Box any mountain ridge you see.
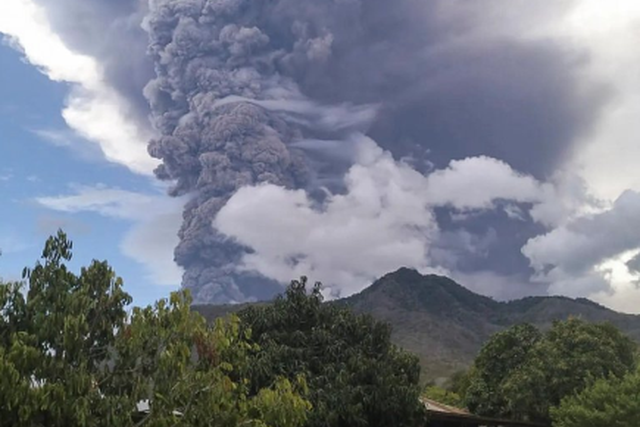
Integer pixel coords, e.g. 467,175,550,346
337,268,640,380
193,267,640,381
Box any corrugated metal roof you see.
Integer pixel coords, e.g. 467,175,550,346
421,398,549,427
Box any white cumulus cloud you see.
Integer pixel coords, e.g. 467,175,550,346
215,136,440,298
424,156,545,210
0,0,157,174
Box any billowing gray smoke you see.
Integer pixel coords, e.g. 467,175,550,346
139,0,605,303
148,103,308,303
142,0,322,302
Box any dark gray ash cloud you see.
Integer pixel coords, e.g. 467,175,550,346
627,254,640,276
30,0,617,303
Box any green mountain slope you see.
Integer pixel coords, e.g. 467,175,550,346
193,268,640,382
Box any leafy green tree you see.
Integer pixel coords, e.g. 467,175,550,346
465,323,542,418
444,368,474,402
0,231,310,427
238,277,427,427
502,319,637,423
551,365,640,427
465,318,637,423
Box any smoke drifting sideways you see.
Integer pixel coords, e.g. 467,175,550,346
139,0,607,304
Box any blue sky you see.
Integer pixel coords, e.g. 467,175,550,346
0,44,179,306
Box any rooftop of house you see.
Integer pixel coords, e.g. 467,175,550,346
421,398,549,427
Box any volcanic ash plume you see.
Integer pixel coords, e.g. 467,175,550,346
142,0,345,303
141,0,603,304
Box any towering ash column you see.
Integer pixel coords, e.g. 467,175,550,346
142,0,330,303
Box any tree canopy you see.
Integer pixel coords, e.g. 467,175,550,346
551,364,640,427
0,231,310,427
238,277,427,427
464,318,638,423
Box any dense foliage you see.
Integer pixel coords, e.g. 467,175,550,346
465,318,638,423
0,231,310,427
443,368,474,402
464,323,542,417
7,231,638,427
238,277,427,427
551,365,640,427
